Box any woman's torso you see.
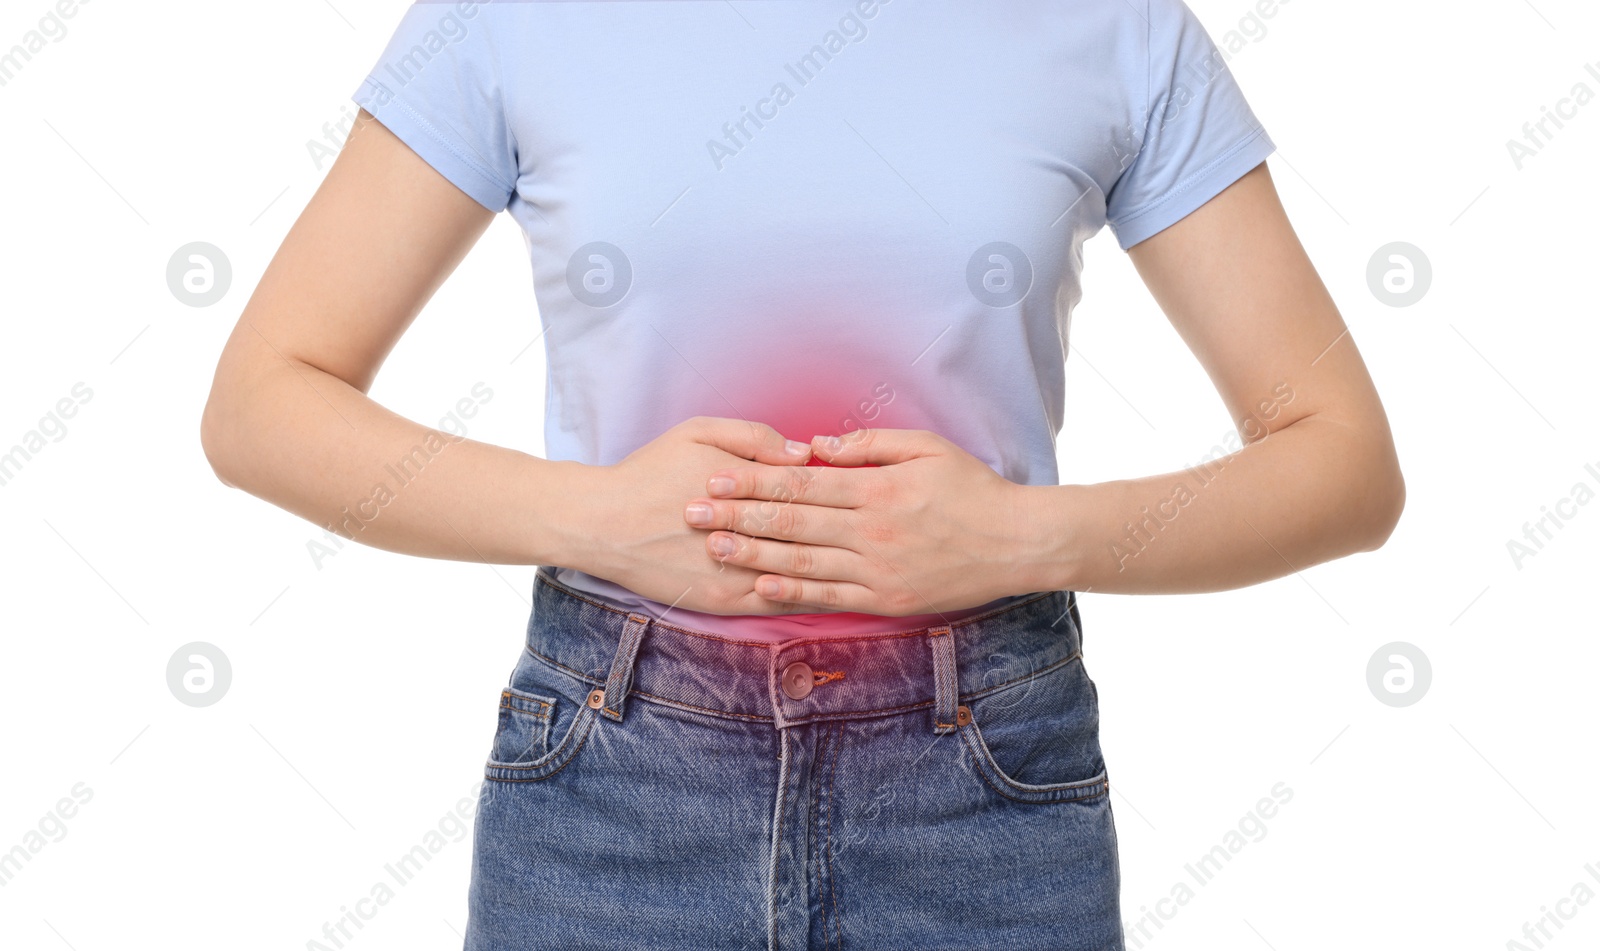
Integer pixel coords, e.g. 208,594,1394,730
352,0,1269,640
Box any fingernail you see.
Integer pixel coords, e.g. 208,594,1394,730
757,578,780,597
784,439,811,457
685,503,713,526
819,435,843,454
710,534,736,556
708,475,735,495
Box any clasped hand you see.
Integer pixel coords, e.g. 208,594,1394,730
682,424,1038,616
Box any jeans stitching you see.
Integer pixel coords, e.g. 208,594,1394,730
808,726,826,949
956,722,1109,803
767,728,789,951
826,720,844,950
484,706,598,782
520,627,1084,724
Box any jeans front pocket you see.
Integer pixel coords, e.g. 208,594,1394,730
484,652,601,783
957,651,1110,805
489,687,556,766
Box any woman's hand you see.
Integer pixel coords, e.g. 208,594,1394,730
681,428,1044,616
568,416,840,617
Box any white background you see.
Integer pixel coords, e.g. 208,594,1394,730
1,0,1596,949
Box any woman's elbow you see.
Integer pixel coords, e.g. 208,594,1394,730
1354,450,1406,553
199,384,244,488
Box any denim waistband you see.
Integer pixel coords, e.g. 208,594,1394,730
523,567,1085,730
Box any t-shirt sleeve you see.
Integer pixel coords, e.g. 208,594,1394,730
1105,0,1276,250
349,1,519,213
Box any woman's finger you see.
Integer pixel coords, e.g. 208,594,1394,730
810,428,943,466
751,573,884,614
693,497,856,548
685,415,813,465
703,463,863,507
706,532,859,586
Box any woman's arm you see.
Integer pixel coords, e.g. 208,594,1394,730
202,110,817,614
682,161,1405,611
201,109,590,566
1021,160,1405,594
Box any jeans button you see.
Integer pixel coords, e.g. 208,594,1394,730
781,661,814,700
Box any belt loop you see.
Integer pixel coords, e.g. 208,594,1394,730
928,624,959,734
599,612,652,722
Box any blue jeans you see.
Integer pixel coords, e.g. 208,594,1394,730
465,568,1124,950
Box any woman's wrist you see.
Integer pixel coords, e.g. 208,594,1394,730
1010,482,1091,595
522,456,613,574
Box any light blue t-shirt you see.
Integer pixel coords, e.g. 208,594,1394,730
351,0,1275,641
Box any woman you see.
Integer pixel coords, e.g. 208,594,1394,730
201,1,1404,948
